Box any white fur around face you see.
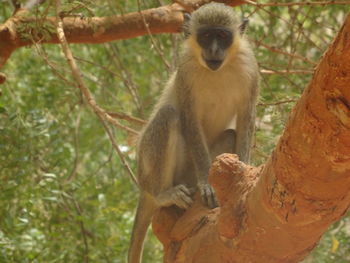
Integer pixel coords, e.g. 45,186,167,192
155,35,257,145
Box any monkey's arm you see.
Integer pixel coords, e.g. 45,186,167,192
236,75,259,163
176,76,217,208
181,110,217,208
180,109,211,175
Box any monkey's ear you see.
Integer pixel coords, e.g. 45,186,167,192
182,13,191,38
238,18,249,35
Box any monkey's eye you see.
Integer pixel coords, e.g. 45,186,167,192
217,30,230,39
204,33,211,38
197,31,213,47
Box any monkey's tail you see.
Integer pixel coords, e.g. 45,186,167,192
128,194,156,263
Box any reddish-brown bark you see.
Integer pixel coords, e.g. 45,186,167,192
0,0,245,70
152,12,350,263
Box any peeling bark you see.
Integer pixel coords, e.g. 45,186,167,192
152,12,350,263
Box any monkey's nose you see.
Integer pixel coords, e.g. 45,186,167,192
206,60,223,71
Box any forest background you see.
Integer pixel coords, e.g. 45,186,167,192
0,0,350,262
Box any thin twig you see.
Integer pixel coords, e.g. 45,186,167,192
76,51,144,117
286,6,312,72
254,40,317,65
252,3,323,52
245,0,350,7
38,43,138,134
33,42,77,87
260,69,314,74
72,200,89,263
136,0,171,70
258,99,297,106
107,112,146,126
106,44,144,116
55,0,138,186
74,56,123,79
100,120,139,186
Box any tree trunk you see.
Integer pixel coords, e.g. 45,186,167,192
152,12,350,263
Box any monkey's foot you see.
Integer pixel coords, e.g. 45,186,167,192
157,184,194,209
198,183,218,209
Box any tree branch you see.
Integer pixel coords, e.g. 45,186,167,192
245,0,350,7
0,0,245,71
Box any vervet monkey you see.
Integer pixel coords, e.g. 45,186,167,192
128,3,259,263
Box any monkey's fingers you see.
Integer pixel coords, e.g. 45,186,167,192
173,184,193,209
207,188,218,208
199,184,218,209
178,194,193,209
176,184,192,196
203,186,216,208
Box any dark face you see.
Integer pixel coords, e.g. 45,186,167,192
197,26,233,71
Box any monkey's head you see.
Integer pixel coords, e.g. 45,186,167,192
184,3,247,71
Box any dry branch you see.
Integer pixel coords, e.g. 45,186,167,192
0,0,245,71
245,0,350,7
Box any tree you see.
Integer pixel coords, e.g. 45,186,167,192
1,0,350,262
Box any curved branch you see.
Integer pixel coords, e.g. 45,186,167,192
55,0,138,186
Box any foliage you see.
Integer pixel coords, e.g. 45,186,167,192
0,0,349,262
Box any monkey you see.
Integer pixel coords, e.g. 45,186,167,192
128,3,259,263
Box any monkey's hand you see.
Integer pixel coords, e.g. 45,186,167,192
198,182,218,209
158,184,194,210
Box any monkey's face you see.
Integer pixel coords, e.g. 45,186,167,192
197,26,233,71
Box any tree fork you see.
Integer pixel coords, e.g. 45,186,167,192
152,12,350,263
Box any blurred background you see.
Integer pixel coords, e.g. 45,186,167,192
0,0,349,262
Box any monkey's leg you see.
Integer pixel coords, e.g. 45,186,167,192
128,106,193,263
138,105,194,209
210,129,236,159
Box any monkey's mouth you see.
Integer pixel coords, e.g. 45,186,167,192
205,59,223,71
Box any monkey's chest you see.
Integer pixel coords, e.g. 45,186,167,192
195,86,243,143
